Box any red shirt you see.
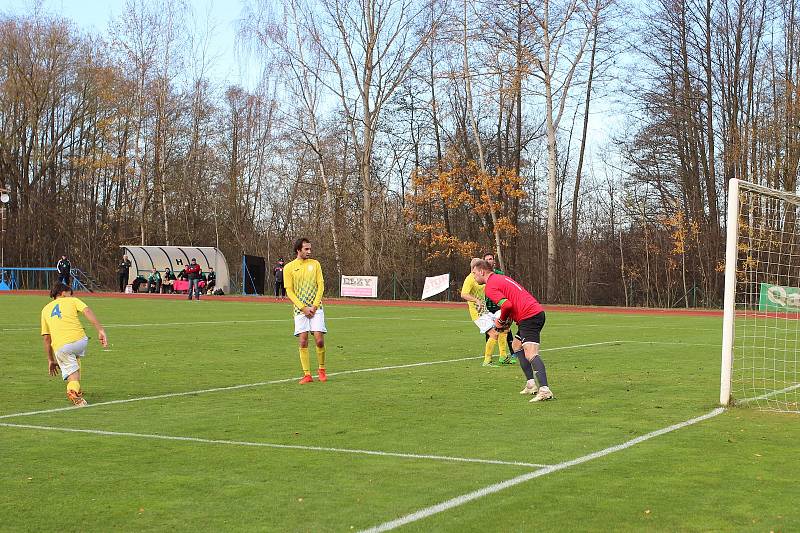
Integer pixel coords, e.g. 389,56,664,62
484,273,543,323
186,264,202,280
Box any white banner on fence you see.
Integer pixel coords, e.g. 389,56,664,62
340,275,379,298
421,273,450,300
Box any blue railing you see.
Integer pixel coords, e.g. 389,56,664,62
0,267,90,292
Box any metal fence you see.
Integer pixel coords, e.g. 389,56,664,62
0,267,92,292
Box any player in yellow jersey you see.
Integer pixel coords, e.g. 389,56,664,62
460,258,509,367
40,283,108,406
284,237,327,384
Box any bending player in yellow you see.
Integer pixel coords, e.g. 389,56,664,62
460,258,509,367
284,237,327,384
40,283,108,406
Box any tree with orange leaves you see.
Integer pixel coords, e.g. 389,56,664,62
406,150,524,265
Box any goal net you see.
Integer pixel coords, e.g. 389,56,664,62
721,179,800,412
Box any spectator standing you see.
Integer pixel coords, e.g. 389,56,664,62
147,268,161,293
117,255,131,292
56,255,71,287
186,258,202,300
274,258,286,298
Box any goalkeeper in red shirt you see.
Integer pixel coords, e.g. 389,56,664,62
471,259,553,402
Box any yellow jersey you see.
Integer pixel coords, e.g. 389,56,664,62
284,258,324,315
41,297,88,351
461,273,485,321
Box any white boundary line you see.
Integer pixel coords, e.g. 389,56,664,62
738,382,800,404
0,358,473,419
359,407,726,533
622,340,722,347
0,341,620,421
0,316,465,332
0,318,723,333
0,422,548,468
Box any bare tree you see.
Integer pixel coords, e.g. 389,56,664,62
291,0,445,271
525,0,597,301
461,0,507,270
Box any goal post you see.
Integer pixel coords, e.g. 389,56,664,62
720,179,739,406
720,178,800,412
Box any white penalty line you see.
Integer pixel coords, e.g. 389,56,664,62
0,341,620,421
0,422,547,468
359,407,726,533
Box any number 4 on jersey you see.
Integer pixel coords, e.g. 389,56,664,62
50,304,62,319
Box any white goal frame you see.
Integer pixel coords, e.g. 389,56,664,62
720,178,800,411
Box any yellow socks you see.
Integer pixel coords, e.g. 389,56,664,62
484,338,497,363
299,347,311,375
498,332,508,358
66,380,81,395
300,346,326,376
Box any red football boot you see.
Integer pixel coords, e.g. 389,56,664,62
298,374,314,384
66,389,88,407
318,368,327,382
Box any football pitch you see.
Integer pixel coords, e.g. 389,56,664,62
1,294,797,532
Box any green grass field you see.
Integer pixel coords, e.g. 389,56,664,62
1,294,798,532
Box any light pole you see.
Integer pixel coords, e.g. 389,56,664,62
0,187,9,287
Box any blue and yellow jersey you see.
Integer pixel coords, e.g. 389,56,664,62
40,297,88,351
284,258,324,315
461,273,485,321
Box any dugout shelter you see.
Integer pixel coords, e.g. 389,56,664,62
120,245,230,294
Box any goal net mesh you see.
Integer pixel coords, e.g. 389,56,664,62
731,181,800,412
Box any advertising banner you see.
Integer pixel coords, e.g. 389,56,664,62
421,273,450,300
758,282,800,312
340,275,379,298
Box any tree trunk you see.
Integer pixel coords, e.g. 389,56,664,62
572,14,598,304
463,0,505,270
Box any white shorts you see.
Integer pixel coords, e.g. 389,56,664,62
474,311,501,334
294,307,328,336
54,336,88,380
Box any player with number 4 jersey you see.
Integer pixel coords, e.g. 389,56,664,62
40,283,108,406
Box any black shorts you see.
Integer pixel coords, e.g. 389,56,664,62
515,311,546,345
